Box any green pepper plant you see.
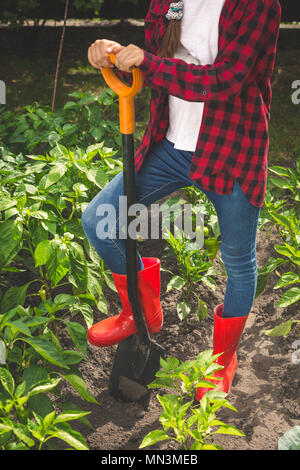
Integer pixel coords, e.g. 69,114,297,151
140,351,245,450
254,157,300,338
0,364,91,450
162,228,220,328
255,158,300,309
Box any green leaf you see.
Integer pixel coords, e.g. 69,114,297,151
87,269,103,300
0,220,23,267
24,316,49,328
53,410,91,425
44,164,67,189
66,321,87,356
201,275,216,290
12,422,35,447
46,243,70,287
0,422,12,434
0,367,15,397
22,365,48,393
0,282,31,314
103,271,117,292
199,443,223,450
204,362,224,377
41,219,56,235
28,393,53,419
23,337,69,369
262,320,299,337
68,243,88,292
95,168,109,189
5,319,32,337
255,257,284,298
166,357,180,371
213,424,245,436
177,301,191,321
139,430,170,449
61,373,98,404
160,356,179,373
30,210,49,221
27,378,61,397
166,275,186,292
97,296,108,315
71,303,94,330
86,168,108,189
269,166,290,178
148,377,176,390
60,403,94,430
269,176,291,190
278,426,300,450
195,299,208,321
49,424,89,450
62,350,84,365
53,293,77,312
274,272,300,289
274,244,296,260
34,240,53,267
43,410,56,429
196,380,218,389
0,198,18,212
276,286,300,308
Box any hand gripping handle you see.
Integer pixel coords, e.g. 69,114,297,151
100,53,144,134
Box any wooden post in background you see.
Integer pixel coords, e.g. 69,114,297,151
51,0,70,112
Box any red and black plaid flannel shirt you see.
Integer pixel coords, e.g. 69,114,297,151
121,0,281,207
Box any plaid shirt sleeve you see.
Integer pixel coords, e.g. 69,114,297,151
139,0,280,102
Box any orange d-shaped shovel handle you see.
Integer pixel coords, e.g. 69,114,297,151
100,53,144,134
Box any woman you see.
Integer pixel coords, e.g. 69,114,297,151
84,0,281,400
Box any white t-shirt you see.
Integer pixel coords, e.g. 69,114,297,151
166,0,226,151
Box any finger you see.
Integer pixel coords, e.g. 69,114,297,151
113,47,128,65
89,46,105,70
90,47,102,69
88,47,98,68
92,43,103,65
93,41,114,67
91,43,111,69
116,49,135,72
107,45,124,55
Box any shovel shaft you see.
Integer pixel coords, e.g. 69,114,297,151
101,55,150,344
122,134,151,344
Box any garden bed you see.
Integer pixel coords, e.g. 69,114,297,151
57,220,300,451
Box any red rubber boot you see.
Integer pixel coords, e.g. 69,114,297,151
87,258,163,347
196,304,248,401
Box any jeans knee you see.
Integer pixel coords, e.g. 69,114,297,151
221,245,257,279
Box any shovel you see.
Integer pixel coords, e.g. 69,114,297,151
100,54,164,409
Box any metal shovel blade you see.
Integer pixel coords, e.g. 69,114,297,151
109,334,164,409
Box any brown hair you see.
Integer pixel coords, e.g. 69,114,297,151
158,19,182,58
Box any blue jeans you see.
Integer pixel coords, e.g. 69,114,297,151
82,138,261,318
